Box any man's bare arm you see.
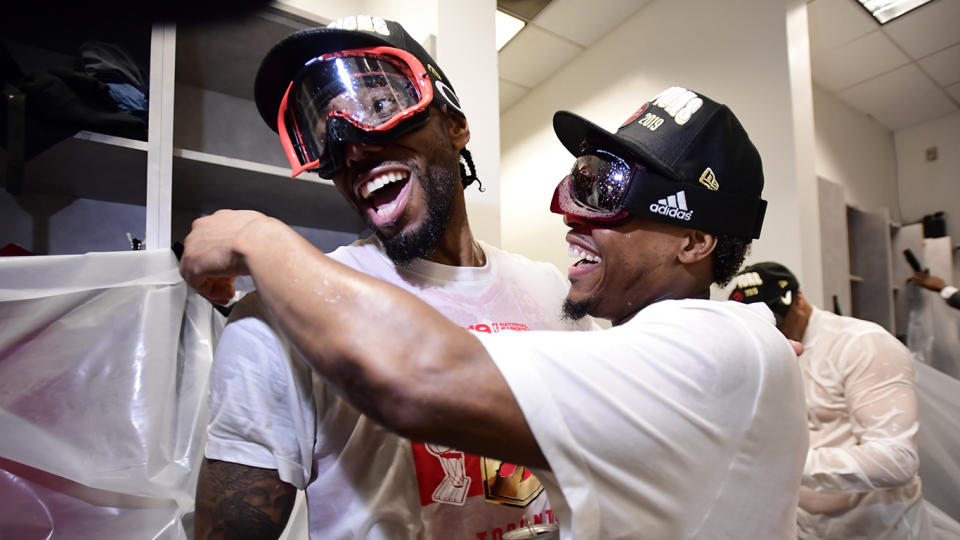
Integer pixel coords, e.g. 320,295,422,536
194,458,296,540
179,210,546,468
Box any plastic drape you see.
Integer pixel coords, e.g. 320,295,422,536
906,280,960,526
907,283,960,379
916,360,960,527
0,251,224,539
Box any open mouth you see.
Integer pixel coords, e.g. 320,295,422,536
568,243,602,269
358,169,412,225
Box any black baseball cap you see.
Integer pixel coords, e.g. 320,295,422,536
728,261,800,318
254,14,464,133
553,86,767,239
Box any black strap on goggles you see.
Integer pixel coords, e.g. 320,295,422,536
622,171,767,239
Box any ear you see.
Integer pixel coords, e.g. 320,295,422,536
443,106,471,151
677,229,717,264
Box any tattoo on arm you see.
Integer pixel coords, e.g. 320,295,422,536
195,458,297,540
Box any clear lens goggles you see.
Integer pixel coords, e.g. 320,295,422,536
277,47,433,178
550,150,640,222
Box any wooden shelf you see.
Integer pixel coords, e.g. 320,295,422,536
171,148,363,232
1,132,148,206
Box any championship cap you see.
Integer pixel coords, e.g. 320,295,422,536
552,86,767,239
728,261,800,318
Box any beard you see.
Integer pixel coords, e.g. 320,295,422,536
562,295,596,321
375,160,457,266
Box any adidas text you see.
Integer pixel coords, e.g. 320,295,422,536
649,191,693,221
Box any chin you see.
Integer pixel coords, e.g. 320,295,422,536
562,296,596,322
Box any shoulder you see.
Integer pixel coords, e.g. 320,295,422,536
481,241,567,283
819,310,908,353
628,299,795,379
327,236,382,266
637,298,779,339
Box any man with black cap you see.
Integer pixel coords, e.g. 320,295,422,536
194,15,593,540
729,262,931,539
181,85,808,538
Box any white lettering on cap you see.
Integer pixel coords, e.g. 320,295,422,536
650,86,704,126
733,272,764,289
328,15,391,36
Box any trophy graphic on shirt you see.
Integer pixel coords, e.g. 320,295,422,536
425,443,471,505
481,457,544,506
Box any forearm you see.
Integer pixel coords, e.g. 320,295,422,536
233,218,536,461
195,458,296,540
802,440,918,492
798,485,860,515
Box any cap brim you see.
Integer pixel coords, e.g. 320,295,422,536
254,27,395,132
553,110,671,177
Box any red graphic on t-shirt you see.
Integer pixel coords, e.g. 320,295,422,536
412,321,534,507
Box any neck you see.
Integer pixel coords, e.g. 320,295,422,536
425,196,485,267
780,295,812,342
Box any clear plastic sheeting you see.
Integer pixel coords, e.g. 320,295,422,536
915,360,960,526
0,250,224,539
907,283,960,379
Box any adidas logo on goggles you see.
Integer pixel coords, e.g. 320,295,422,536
649,190,692,221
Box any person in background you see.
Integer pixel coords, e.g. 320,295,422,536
180,86,809,539
193,15,593,540
909,271,960,310
730,261,931,539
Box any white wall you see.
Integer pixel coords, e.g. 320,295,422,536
437,0,501,246
499,0,823,302
895,110,960,243
812,84,899,219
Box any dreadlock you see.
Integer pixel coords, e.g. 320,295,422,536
459,148,483,191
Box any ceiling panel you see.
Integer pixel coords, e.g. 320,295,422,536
498,24,584,88
881,0,960,59
498,0,960,131
837,63,958,130
533,0,652,47
812,30,910,92
919,43,960,86
807,0,878,55
499,78,531,113
947,82,960,102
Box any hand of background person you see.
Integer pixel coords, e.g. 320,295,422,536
178,209,269,305
908,272,946,292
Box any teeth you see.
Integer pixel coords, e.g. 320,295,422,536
568,244,601,263
376,199,399,218
360,171,407,199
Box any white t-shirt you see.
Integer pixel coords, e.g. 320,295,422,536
205,237,594,540
797,307,931,539
477,299,808,540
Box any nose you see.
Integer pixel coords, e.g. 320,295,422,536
563,212,587,228
343,141,386,169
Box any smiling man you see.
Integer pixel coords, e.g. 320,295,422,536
182,86,809,539
193,15,593,540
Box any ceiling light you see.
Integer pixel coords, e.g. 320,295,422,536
496,10,525,51
856,0,935,24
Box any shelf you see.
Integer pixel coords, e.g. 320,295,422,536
171,148,363,233
850,274,864,283
1,132,148,206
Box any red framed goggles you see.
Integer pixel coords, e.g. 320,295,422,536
277,46,434,178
